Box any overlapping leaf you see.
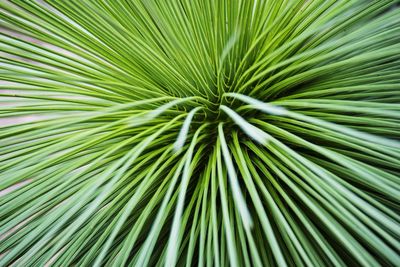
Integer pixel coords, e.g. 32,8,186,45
0,1,399,266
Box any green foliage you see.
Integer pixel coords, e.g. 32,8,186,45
0,0,399,266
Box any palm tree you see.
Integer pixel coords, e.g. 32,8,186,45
0,0,399,266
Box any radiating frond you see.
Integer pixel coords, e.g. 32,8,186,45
0,0,399,266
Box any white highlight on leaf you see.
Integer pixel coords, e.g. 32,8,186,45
225,92,287,115
130,97,194,126
165,127,204,267
220,31,240,65
173,107,202,152
220,105,270,144
225,92,400,149
290,111,400,149
218,123,253,231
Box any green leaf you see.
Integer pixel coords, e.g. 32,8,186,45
1,1,399,266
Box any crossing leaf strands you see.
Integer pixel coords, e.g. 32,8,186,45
0,1,399,266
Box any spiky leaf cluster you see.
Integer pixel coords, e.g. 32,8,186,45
0,1,399,266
